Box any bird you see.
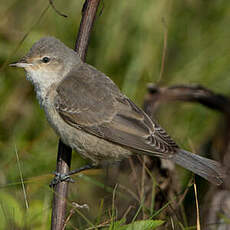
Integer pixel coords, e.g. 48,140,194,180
10,37,226,186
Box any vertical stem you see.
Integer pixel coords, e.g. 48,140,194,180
75,0,101,59
51,0,101,229
51,141,72,229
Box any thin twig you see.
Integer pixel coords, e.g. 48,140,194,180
61,208,75,230
86,219,111,230
122,205,135,220
49,0,67,18
194,182,201,230
170,217,175,230
128,157,141,199
112,184,119,221
141,156,147,219
62,202,89,230
118,184,139,201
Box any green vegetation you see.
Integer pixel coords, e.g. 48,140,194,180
1,0,230,229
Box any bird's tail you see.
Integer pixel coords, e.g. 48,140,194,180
172,149,226,185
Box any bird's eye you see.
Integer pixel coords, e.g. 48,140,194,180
41,57,50,63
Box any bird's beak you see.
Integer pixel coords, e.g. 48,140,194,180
9,57,33,68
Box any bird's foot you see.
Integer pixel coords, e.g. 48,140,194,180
49,172,75,188
49,164,99,187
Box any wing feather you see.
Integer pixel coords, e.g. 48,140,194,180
55,63,178,157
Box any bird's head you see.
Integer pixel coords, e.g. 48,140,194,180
10,37,82,87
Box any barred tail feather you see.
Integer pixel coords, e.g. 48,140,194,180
172,149,226,185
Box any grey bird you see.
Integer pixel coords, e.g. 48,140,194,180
10,37,226,185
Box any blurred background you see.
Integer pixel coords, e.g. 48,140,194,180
0,0,230,229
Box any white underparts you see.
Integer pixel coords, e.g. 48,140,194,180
26,69,61,107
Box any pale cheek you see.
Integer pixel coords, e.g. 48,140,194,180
26,62,65,83
27,64,53,74
28,65,41,71
45,63,65,76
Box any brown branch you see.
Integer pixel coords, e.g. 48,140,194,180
51,1,101,230
75,0,101,60
144,84,230,115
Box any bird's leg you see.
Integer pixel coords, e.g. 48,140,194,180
68,164,99,176
49,164,99,187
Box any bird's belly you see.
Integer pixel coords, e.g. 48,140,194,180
44,103,132,164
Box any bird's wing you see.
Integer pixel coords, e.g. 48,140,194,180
55,64,178,157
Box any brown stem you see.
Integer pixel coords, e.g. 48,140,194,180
51,0,101,229
144,84,230,115
75,0,101,60
51,142,72,229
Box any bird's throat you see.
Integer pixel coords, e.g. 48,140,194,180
26,70,57,107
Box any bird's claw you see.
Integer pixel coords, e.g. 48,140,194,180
49,172,75,188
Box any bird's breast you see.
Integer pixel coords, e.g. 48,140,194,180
42,88,132,164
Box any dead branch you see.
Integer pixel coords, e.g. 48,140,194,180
144,84,230,115
144,83,230,229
